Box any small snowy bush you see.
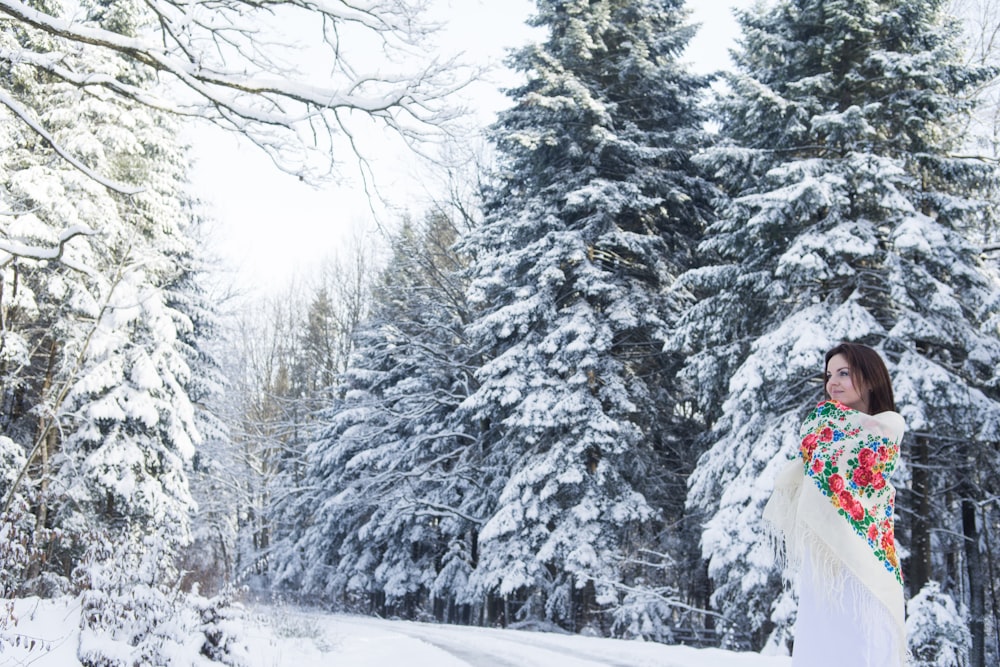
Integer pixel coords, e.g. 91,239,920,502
75,533,249,666
906,581,969,667
608,587,679,643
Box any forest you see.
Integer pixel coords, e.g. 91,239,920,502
1,0,999,665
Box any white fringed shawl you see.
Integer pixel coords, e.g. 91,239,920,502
764,399,906,662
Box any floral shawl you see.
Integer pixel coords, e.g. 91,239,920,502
764,399,906,658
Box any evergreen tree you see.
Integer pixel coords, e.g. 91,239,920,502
280,212,481,624
0,0,239,662
676,0,1000,653
0,0,205,591
296,288,339,401
266,275,368,591
458,0,713,634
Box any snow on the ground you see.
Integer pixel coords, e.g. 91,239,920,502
1,597,82,665
1,597,791,667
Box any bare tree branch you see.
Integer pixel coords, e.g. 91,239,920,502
0,0,471,184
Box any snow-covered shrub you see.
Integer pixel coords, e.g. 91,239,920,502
194,591,251,666
906,581,969,667
0,496,33,598
762,587,795,656
608,588,679,643
75,532,249,666
0,436,68,597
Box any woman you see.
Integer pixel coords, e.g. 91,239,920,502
763,342,906,666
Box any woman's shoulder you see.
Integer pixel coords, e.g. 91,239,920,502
866,410,906,441
803,400,905,441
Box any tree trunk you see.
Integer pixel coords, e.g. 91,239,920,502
698,559,714,631
963,492,986,667
27,337,60,582
981,509,1000,664
909,436,933,592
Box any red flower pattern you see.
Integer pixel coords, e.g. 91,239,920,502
798,400,902,584
801,433,819,459
858,448,876,467
829,474,845,493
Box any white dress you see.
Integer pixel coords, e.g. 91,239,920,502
792,545,904,666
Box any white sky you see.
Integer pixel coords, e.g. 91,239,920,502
191,1,754,295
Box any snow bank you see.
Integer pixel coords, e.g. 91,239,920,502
1,598,791,667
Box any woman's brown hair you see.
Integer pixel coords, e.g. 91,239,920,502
824,342,896,414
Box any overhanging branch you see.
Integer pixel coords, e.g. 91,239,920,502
0,89,143,195
0,0,470,184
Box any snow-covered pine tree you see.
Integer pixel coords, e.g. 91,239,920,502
0,0,192,589
0,2,100,594
173,251,233,595
676,0,1000,653
207,251,369,594
0,0,240,662
266,267,372,591
279,212,482,624
458,0,713,634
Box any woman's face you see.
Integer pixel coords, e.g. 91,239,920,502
826,353,869,413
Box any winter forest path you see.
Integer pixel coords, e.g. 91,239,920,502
0,598,789,666
338,615,629,667
248,605,790,667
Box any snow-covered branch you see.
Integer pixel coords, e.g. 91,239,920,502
587,576,726,621
0,89,143,195
407,499,485,525
0,223,99,272
0,0,469,182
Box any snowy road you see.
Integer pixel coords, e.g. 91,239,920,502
336,616,632,667
0,598,789,667
247,608,790,667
